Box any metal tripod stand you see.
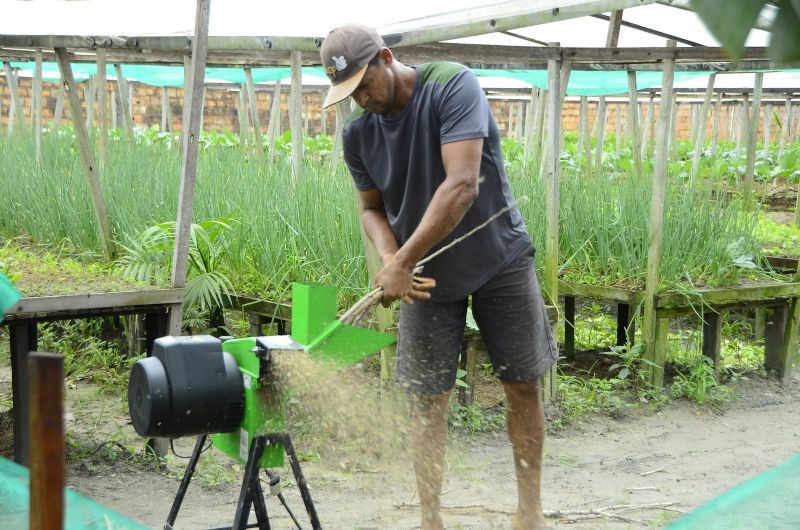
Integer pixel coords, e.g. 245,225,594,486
164,433,322,530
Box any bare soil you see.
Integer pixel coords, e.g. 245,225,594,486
19,369,793,530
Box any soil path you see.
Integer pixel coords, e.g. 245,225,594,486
61,374,800,530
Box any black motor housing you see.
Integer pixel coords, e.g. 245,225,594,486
128,335,244,438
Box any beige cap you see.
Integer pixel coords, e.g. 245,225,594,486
320,24,384,108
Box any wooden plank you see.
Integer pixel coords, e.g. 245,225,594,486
114,63,134,140
627,71,642,179
655,282,800,308
710,92,722,158
5,289,185,317
744,74,763,209
97,50,108,169
558,280,643,303
9,322,37,464
690,73,716,186
701,310,723,369
290,51,303,181
33,50,43,161
55,48,115,261
642,40,676,386
28,352,65,530
168,0,210,336
563,295,575,360
243,67,264,159
605,10,624,47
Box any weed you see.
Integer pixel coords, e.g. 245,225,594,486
670,357,733,406
448,402,506,434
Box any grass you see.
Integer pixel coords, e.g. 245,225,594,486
757,214,800,257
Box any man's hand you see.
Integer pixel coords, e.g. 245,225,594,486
375,255,436,306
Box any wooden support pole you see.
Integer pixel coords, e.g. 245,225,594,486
290,51,303,182
97,51,109,170
532,88,547,174
701,311,723,370
564,296,575,360
577,94,586,159
615,104,622,157
669,101,679,161
744,74,763,209
711,92,722,158
237,84,249,141
690,73,716,187
84,75,95,131
244,67,264,159
581,96,592,176
3,62,25,134
627,71,642,179
642,40,676,387
33,50,43,162
52,82,65,130
168,0,210,336
763,103,772,159
161,86,170,133
180,56,191,151
523,87,538,170
541,43,562,402
594,96,607,176
331,99,348,168
114,64,134,140
110,89,117,129
28,352,65,530
55,47,115,261
764,301,800,383
267,80,282,160
778,96,792,157
735,94,747,157
616,303,636,347
641,93,654,162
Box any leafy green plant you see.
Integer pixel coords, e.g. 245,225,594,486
670,357,732,406
601,343,658,392
448,402,505,434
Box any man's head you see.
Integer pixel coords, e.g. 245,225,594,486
320,24,392,111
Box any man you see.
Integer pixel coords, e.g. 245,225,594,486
320,23,558,530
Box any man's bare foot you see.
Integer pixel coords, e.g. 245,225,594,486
512,512,551,530
420,512,445,530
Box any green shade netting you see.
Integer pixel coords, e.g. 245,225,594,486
667,453,800,529
0,457,148,529
6,60,799,96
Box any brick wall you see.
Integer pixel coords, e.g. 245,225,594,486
1,75,796,145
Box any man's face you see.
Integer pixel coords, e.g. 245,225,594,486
351,57,395,116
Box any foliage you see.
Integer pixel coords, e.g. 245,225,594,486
757,215,800,257
670,357,733,406
601,343,659,392
448,402,506,434
692,0,800,63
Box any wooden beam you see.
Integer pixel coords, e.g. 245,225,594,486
290,51,303,182
6,289,184,318
690,73,716,186
605,10,624,48
97,50,108,169
642,40,676,387
267,80,283,161
28,352,65,530
168,0,210,336
161,86,170,133
33,50,43,161
114,63,134,139
84,75,95,131
593,12,703,47
594,96,607,176
744,75,763,209
55,47,115,261
627,71,642,179
244,67,264,159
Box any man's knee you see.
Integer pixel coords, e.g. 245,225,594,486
502,379,541,401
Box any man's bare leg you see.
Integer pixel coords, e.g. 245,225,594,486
409,390,451,530
503,380,548,529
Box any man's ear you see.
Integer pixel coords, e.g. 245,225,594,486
379,47,393,65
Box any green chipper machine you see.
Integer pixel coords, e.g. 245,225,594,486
127,282,395,530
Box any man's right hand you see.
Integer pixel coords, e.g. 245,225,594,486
376,255,436,306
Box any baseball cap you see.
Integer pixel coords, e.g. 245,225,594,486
320,24,385,108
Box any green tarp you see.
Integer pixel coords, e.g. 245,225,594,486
6,60,799,96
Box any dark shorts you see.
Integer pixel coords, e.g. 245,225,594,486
396,246,559,395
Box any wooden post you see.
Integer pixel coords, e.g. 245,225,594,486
541,43,562,402
711,92,722,158
53,83,66,130
110,89,117,130
114,64,134,140
564,296,575,360
642,40,676,387
523,88,538,170
266,80,283,160
577,94,586,161
180,56,191,151
244,67,264,159
168,0,210,336
627,71,642,179
321,94,328,136
34,50,43,162
690,73,716,187
290,52,303,181
3,62,25,134
763,103,772,159
764,301,800,383
735,94,747,157
615,104,622,157
594,96,607,175
581,97,592,176
331,99,348,168
641,93,654,162
55,48,115,261
161,86,171,133
532,88,547,175
237,84,249,141
97,52,109,171
84,75,95,132
702,310,723,370
616,303,636,346
778,96,792,158
669,101,679,160
744,74,763,209
28,352,65,530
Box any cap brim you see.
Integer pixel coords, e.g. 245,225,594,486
322,64,368,109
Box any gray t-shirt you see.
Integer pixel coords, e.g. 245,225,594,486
343,62,532,302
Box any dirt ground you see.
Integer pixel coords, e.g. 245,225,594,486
7,367,787,530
